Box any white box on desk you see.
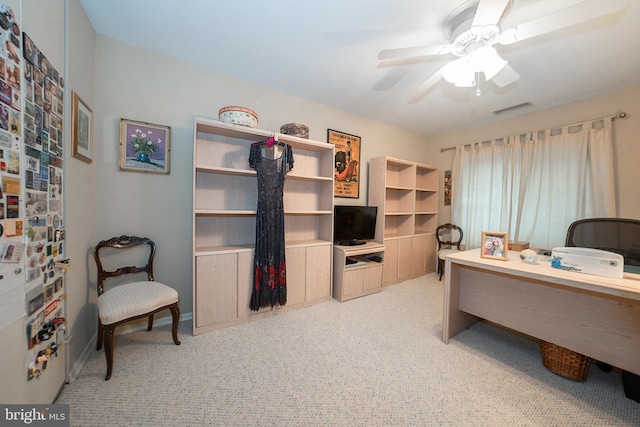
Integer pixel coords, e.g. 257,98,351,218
551,247,624,279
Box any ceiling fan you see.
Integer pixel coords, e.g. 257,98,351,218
377,0,629,103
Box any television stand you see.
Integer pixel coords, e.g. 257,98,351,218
333,241,385,302
338,239,366,246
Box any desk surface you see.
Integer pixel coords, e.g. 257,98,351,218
447,248,640,301
444,249,640,374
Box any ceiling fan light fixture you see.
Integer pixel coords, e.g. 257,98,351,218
442,46,506,87
442,57,475,86
473,46,507,80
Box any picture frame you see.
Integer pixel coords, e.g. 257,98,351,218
327,129,360,198
119,118,171,174
481,231,509,260
71,91,93,163
444,170,452,206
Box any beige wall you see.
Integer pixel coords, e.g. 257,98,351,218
64,0,98,380
91,35,432,330
425,85,640,225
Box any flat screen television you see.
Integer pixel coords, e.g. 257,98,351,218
333,205,378,245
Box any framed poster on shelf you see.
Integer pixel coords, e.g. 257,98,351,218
327,129,360,198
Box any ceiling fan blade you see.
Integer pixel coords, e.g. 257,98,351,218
499,0,629,45
378,44,452,61
491,63,520,88
472,0,511,27
408,67,445,104
372,68,412,91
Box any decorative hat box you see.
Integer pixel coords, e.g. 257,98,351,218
218,106,258,128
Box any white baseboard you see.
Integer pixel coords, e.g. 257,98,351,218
67,331,96,383
66,312,192,382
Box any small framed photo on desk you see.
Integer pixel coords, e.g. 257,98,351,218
481,231,508,260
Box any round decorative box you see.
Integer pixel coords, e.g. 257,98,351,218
218,106,259,128
280,123,309,139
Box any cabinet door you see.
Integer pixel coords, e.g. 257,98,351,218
343,268,365,296
237,251,257,318
306,244,332,302
383,239,399,285
411,235,428,276
398,237,413,281
286,246,307,306
195,254,238,328
363,265,383,291
425,234,437,273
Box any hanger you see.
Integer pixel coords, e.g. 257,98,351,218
262,133,284,148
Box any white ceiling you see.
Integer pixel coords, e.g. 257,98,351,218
78,0,640,137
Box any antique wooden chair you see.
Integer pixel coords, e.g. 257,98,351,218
436,223,464,281
94,235,180,380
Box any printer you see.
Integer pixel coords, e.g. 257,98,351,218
551,247,624,279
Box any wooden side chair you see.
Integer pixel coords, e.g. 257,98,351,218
94,235,181,380
436,223,463,281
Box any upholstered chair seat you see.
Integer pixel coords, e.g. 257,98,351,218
94,235,181,380
98,281,179,325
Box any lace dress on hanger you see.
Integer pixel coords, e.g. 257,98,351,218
248,140,294,311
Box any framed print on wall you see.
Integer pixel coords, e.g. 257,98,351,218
327,129,360,198
119,118,171,174
444,170,452,206
71,91,93,163
481,231,509,260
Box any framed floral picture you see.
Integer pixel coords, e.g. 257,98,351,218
481,231,509,260
71,91,93,163
119,118,171,174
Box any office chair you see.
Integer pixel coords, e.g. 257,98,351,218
565,217,640,268
565,218,640,373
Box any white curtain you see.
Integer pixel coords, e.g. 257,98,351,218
451,119,616,250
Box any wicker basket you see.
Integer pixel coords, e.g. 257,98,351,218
540,341,590,381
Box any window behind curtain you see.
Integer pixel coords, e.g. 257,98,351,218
451,119,616,250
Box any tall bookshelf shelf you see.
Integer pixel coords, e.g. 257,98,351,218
369,156,438,285
192,117,334,335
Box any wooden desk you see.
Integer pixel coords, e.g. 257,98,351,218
443,249,640,376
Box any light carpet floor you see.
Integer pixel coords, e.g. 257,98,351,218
56,273,640,426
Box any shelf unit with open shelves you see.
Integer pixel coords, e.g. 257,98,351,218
368,156,438,285
192,117,334,334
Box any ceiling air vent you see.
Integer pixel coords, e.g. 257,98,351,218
493,102,533,115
